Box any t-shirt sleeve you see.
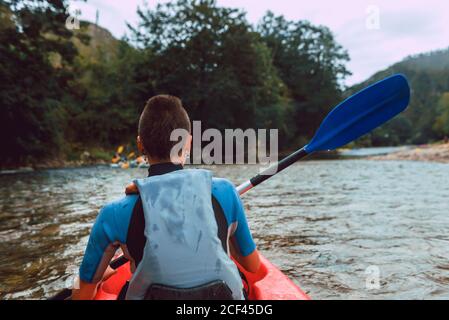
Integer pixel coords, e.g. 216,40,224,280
79,195,137,283
212,178,256,257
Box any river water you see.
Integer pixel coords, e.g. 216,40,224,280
1,160,449,300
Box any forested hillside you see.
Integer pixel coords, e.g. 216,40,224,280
1,0,351,167
347,49,449,146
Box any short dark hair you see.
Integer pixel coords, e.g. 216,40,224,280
138,95,191,160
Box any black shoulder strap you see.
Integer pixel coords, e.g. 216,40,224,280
126,195,229,268
126,196,145,267
211,195,229,253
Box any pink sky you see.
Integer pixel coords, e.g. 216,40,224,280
70,0,449,86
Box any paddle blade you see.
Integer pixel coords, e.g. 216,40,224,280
305,74,410,153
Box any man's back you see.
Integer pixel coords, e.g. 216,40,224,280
79,164,256,298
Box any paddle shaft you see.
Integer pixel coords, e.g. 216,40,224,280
110,255,129,269
236,148,308,195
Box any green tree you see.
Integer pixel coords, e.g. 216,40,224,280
258,12,351,144
67,37,153,148
0,0,78,165
129,0,289,134
433,92,449,137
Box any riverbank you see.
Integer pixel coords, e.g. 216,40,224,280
0,149,111,174
0,159,109,175
3,143,449,174
369,141,449,163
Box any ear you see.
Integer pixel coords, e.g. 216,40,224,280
179,134,192,165
137,136,145,155
184,134,192,154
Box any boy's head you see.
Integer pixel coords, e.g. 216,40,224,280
138,95,191,163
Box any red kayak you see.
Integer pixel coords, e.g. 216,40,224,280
95,254,310,300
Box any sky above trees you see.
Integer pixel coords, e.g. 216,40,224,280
70,0,449,86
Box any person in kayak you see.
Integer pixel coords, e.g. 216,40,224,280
72,95,260,300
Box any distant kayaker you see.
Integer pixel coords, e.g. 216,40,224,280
72,95,260,300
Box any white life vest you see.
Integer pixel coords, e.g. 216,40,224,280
125,169,244,300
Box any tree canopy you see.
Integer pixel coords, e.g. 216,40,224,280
1,0,393,167
0,0,78,164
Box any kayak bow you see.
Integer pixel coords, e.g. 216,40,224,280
93,254,310,300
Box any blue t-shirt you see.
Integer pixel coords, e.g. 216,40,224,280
79,173,256,283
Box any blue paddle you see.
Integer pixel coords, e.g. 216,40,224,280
237,74,411,195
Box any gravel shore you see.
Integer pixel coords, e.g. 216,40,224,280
370,142,449,163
